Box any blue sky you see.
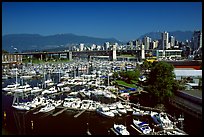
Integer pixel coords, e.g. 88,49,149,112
2,2,202,41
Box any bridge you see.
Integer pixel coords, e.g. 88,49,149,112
13,49,149,61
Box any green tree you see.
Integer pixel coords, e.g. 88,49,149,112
125,70,139,83
146,61,176,104
2,50,9,54
118,70,140,84
112,71,119,79
141,60,152,73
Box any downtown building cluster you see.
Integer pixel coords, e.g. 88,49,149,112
67,30,202,59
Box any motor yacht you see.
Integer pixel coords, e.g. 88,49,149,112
113,124,130,135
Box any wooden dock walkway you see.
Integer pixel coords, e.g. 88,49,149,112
74,109,86,118
110,128,119,135
52,108,68,116
130,124,143,135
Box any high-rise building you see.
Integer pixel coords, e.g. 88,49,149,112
162,31,169,50
170,36,175,48
152,40,159,49
192,30,202,51
143,36,150,50
79,43,84,51
127,41,134,49
104,42,110,50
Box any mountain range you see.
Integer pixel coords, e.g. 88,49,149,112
2,33,122,53
2,31,194,53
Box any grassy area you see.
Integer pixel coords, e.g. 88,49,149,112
115,80,137,88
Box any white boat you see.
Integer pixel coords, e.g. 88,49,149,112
61,86,71,92
39,103,55,113
133,119,152,134
42,87,58,95
2,75,8,80
44,79,55,87
113,124,130,135
80,100,93,110
71,99,82,109
53,100,63,107
31,87,43,94
63,98,76,108
30,96,45,106
15,83,32,93
123,103,133,112
159,112,174,130
57,81,67,87
20,75,33,79
132,108,145,116
116,102,127,115
12,103,30,111
2,83,20,92
11,92,30,111
89,101,100,110
107,104,119,115
96,105,115,118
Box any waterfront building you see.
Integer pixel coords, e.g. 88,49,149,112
153,49,182,59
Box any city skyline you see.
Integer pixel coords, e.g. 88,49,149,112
2,2,202,41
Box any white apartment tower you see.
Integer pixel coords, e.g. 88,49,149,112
170,36,175,48
162,31,169,50
143,36,150,50
104,42,110,50
79,43,84,51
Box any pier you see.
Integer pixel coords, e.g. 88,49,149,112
110,128,119,135
130,124,143,135
25,105,43,114
52,108,68,116
74,109,86,118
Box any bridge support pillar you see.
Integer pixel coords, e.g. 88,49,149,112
88,55,91,61
141,44,145,60
68,51,72,61
110,44,117,61
40,54,43,60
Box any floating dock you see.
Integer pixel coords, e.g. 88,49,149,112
130,124,143,135
74,109,86,118
110,128,119,135
52,108,68,116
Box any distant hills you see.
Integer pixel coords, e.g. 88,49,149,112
2,33,122,53
2,31,194,53
138,31,193,41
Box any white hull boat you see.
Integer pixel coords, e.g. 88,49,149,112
113,124,130,135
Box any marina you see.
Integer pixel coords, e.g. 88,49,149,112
1,59,200,135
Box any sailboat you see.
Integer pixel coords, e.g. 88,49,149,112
2,68,20,93
12,92,30,111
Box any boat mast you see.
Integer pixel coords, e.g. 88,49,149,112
15,68,18,85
